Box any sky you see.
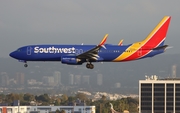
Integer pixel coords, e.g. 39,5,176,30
0,0,180,57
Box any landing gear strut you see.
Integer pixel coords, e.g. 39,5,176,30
24,63,28,67
86,63,94,69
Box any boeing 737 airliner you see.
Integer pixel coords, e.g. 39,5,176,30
9,16,171,69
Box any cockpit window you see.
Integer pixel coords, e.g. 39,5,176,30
17,49,21,52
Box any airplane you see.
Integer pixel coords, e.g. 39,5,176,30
9,16,171,69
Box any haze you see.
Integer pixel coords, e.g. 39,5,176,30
0,1,179,57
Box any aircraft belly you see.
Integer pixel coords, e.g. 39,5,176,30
99,53,122,62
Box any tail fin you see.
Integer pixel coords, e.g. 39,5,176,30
141,16,171,48
113,16,171,61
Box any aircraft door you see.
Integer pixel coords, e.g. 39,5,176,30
27,46,32,55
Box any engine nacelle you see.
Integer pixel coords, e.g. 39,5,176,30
61,56,82,65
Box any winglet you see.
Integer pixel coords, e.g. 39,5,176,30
99,34,108,46
118,39,123,46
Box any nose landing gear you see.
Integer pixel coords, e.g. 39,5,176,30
24,63,28,67
18,60,28,67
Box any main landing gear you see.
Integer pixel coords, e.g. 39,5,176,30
86,63,94,69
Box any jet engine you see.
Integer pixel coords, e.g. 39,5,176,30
61,56,82,65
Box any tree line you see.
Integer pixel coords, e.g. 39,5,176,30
0,93,138,113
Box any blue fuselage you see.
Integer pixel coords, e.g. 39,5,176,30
9,44,164,63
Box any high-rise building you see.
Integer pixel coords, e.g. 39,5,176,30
82,75,90,85
69,74,74,85
42,76,55,86
1,72,9,86
48,76,55,86
139,75,180,113
114,82,121,88
53,71,61,85
42,76,49,85
16,72,25,85
74,75,81,85
97,74,103,86
172,64,177,78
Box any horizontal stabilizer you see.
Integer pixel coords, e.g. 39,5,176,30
153,45,168,50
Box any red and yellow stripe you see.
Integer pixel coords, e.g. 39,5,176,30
118,39,123,46
99,34,108,46
113,16,171,61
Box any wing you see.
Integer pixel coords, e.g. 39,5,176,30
77,34,108,60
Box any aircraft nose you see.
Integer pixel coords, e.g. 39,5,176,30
9,51,16,58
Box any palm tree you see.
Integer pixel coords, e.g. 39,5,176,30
110,103,120,113
60,109,66,113
55,109,60,113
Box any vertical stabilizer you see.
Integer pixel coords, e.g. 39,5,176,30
141,16,171,48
